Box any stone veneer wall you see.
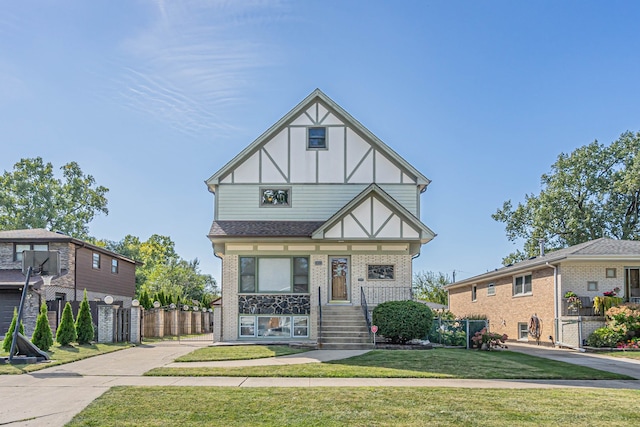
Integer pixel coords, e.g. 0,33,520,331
239,295,310,315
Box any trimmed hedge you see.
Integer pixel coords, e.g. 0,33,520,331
372,300,433,344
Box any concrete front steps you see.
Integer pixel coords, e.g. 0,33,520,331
319,305,374,350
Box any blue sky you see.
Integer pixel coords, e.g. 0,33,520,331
2,1,640,283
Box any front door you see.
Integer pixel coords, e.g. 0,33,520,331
330,256,349,302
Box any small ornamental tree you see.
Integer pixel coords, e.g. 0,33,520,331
75,289,94,344
372,300,434,344
32,302,54,351
56,302,77,346
2,307,25,353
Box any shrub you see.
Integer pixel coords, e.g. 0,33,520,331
56,302,77,346
75,289,94,344
32,302,54,351
471,328,508,350
2,307,25,353
605,303,640,339
372,300,433,344
586,327,624,348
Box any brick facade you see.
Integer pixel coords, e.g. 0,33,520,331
449,267,555,343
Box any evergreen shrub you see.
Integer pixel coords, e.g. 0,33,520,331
2,307,25,353
56,302,77,346
32,302,54,351
372,300,433,344
75,289,94,344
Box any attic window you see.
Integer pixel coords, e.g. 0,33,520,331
307,127,327,149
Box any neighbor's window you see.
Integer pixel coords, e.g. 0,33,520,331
111,258,119,274
260,188,290,207
587,281,598,291
92,252,101,269
513,273,532,296
606,268,617,278
487,283,496,296
14,243,48,262
367,265,395,280
471,285,477,301
307,127,327,149
518,323,528,340
239,257,309,293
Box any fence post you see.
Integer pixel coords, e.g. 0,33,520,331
155,309,165,338
129,306,141,344
465,320,470,350
97,305,115,343
213,308,222,342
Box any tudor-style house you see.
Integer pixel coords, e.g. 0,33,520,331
206,89,436,348
0,229,138,336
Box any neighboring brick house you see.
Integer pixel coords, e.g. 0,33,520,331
205,89,436,346
0,229,138,336
446,238,640,348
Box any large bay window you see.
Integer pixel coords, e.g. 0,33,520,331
239,256,309,293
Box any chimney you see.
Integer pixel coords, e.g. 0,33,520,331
539,239,545,257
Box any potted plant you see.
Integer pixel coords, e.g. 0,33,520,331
564,291,582,312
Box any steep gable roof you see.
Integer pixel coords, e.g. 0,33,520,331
311,184,436,243
205,89,431,192
446,238,640,289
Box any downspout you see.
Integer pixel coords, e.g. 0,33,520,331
546,262,558,346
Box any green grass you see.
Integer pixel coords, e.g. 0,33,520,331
147,349,632,380
0,342,131,375
67,386,640,426
175,345,309,362
600,351,640,360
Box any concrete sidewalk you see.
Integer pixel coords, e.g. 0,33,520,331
1,341,640,427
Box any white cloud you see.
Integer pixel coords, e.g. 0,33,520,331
109,0,288,136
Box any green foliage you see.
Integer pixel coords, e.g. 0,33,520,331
594,296,623,315
471,328,508,350
412,271,449,305
493,131,640,263
75,290,94,344
0,157,108,238
586,327,624,348
102,234,219,305
605,303,640,340
56,302,77,346
2,307,25,353
372,300,434,344
32,302,54,351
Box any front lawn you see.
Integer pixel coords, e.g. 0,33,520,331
599,351,640,360
67,386,640,426
147,349,632,380
175,345,308,362
0,342,131,374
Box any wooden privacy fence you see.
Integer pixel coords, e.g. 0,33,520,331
141,308,213,339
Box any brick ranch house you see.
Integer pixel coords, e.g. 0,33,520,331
446,238,640,349
205,89,436,348
0,229,138,337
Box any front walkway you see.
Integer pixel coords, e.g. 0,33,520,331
1,341,640,426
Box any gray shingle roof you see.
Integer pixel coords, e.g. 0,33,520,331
448,238,640,288
0,228,72,241
208,221,325,238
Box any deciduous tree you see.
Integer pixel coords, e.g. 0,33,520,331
413,271,450,306
0,157,108,238
493,131,640,263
